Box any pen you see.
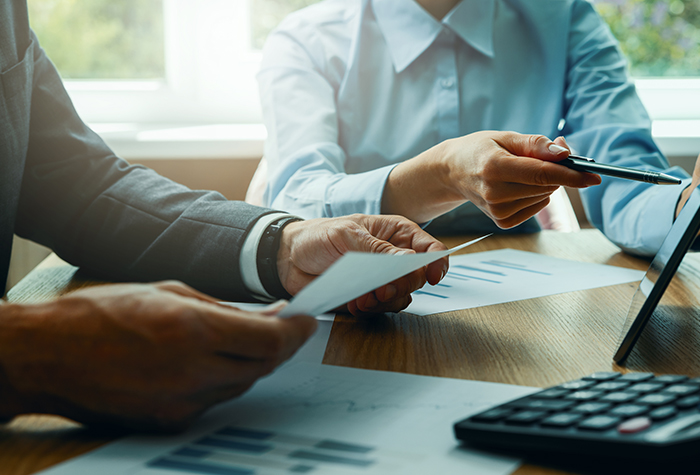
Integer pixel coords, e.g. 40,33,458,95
560,155,682,185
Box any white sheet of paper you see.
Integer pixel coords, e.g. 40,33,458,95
279,235,489,318
38,361,534,475
405,248,646,316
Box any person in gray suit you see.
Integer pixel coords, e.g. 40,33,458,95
0,1,448,430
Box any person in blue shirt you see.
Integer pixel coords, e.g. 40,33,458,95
257,0,699,256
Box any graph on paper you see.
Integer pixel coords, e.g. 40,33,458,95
406,249,645,316
125,363,533,475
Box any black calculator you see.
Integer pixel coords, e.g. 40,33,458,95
454,371,700,460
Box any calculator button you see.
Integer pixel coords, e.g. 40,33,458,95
532,388,570,399
578,415,621,431
649,406,678,421
572,402,612,415
636,394,678,406
652,375,689,385
566,390,604,401
628,383,664,394
663,385,700,397
509,399,575,411
618,373,654,382
592,381,630,392
675,395,700,409
472,408,513,422
540,413,583,428
617,417,652,434
600,392,637,404
505,411,547,424
686,377,700,385
558,380,595,390
583,372,621,381
608,404,649,418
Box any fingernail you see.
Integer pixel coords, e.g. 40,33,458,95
441,264,448,280
548,143,569,154
384,285,397,300
365,293,378,308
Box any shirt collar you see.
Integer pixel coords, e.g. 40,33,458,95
371,0,495,73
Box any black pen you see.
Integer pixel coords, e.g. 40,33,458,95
560,155,682,185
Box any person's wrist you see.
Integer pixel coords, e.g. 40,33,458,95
431,138,465,202
257,217,303,299
276,220,304,296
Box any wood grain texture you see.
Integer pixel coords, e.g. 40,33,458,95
3,230,700,475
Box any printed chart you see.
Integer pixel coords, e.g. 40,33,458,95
40,363,534,475
406,249,645,316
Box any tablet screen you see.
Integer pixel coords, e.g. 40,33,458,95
614,188,700,364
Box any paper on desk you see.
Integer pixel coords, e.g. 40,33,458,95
406,248,646,316
279,235,489,318
38,362,534,475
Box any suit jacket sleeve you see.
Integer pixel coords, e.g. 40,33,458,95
14,34,275,301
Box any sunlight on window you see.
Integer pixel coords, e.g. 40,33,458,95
593,0,700,77
28,0,165,80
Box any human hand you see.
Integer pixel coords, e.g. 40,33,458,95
0,282,316,430
383,131,601,227
675,153,700,221
277,214,449,316
443,132,600,228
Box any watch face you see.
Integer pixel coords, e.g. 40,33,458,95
614,188,700,364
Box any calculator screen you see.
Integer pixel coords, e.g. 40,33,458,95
614,187,700,363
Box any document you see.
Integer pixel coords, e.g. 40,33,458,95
37,309,533,475
279,235,489,318
38,363,534,475
406,248,645,316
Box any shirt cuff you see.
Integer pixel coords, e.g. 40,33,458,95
618,178,692,256
326,164,397,217
240,212,291,301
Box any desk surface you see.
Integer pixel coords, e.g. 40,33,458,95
4,229,700,475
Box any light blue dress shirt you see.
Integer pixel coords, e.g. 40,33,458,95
258,0,691,256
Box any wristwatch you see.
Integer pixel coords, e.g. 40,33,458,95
256,216,303,300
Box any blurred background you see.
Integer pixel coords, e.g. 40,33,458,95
8,0,700,289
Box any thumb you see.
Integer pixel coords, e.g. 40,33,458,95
496,133,570,163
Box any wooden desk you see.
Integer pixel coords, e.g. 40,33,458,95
4,229,700,474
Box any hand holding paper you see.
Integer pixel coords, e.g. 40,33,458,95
277,215,452,315
279,235,489,318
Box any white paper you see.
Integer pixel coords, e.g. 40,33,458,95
38,361,535,475
406,248,646,316
279,235,489,318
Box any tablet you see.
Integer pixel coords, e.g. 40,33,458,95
614,187,700,364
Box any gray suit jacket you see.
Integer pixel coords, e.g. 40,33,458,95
0,1,275,299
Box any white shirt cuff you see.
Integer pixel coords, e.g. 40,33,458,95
240,212,291,301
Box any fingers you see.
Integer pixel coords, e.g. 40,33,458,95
204,309,317,361
492,196,551,229
494,133,569,163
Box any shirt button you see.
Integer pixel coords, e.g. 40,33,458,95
441,78,455,89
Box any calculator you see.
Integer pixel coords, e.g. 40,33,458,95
454,186,700,459
454,371,700,460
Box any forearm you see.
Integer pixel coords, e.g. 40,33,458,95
381,140,464,223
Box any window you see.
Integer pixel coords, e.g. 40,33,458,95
24,0,700,147
28,0,165,79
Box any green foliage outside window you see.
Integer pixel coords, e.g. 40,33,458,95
593,0,700,77
28,0,164,79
